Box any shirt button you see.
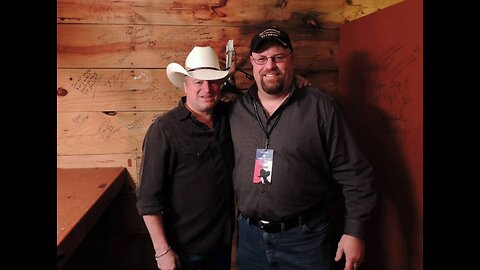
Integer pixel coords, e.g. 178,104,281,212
260,189,265,194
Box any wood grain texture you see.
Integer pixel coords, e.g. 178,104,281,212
57,25,338,69
57,112,161,155
57,0,403,27
57,154,139,183
57,69,184,112
57,68,338,112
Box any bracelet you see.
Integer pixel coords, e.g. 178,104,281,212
154,246,171,259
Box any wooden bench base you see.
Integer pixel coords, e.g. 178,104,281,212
57,167,127,269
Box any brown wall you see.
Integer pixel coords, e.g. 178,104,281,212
338,0,423,269
57,0,401,183
56,1,412,269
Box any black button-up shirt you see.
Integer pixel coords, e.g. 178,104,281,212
136,97,234,255
229,84,376,238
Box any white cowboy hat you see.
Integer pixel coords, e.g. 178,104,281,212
166,46,235,89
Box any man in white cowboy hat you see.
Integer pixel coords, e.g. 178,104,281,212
136,46,235,270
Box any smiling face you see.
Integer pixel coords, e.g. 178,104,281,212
183,76,222,115
250,40,294,96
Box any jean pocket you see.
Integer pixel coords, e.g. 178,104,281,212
302,217,329,232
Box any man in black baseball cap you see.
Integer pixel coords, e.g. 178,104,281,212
231,25,376,270
250,27,293,54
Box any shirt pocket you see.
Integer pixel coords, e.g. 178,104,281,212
181,143,209,158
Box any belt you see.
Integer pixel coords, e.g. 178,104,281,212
240,214,305,233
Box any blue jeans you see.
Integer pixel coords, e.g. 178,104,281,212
178,244,231,270
237,214,333,270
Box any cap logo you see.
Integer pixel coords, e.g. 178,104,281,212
258,28,287,46
259,28,281,38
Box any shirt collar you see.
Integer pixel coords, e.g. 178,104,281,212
176,96,192,121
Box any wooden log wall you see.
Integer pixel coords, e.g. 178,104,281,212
57,0,402,184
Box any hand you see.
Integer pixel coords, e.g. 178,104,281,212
335,234,365,270
156,249,180,270
295,74,311,88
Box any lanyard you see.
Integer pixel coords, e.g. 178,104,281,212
252,99,283,149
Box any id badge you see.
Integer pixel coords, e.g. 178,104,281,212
253,149,274,184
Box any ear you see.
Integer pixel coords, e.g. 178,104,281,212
183,79,187,94
249,55,255,65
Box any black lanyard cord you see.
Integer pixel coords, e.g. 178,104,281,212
252,99,283,149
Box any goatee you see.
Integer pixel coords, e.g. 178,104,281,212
261,78,284,95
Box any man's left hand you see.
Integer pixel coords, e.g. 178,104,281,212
335,234,365,270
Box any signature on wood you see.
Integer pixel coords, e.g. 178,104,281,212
72,114,89,126
72,69,102,97
132,71,153,82
105,70,127,89
126,115,146,131
97,120,121,140
126,26,154,50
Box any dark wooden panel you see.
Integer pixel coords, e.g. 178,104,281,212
57,0,403,27
57,167,127,269
57,25,338,69
57,0,344,28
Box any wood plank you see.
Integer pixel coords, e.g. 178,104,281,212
342,0,405,22
57,25,338,69
57,0,345,27
57,154,139,184
57,112,160,155
57,68,338,111
57,0,403,27
298,69,339,97
56,69,184,112
57,167,127,269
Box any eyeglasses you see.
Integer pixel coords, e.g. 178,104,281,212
251,52,292,65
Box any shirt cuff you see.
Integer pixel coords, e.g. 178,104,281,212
136,205,165,216
344,219,367,239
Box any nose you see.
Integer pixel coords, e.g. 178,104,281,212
203,80,212,89
264,58,278,69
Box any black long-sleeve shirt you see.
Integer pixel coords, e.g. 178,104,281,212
136,97,234,255
229,84,376,238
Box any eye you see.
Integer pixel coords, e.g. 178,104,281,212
256,57,267,64
209,79,223,85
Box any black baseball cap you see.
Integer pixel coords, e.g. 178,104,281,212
250,27,293,54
